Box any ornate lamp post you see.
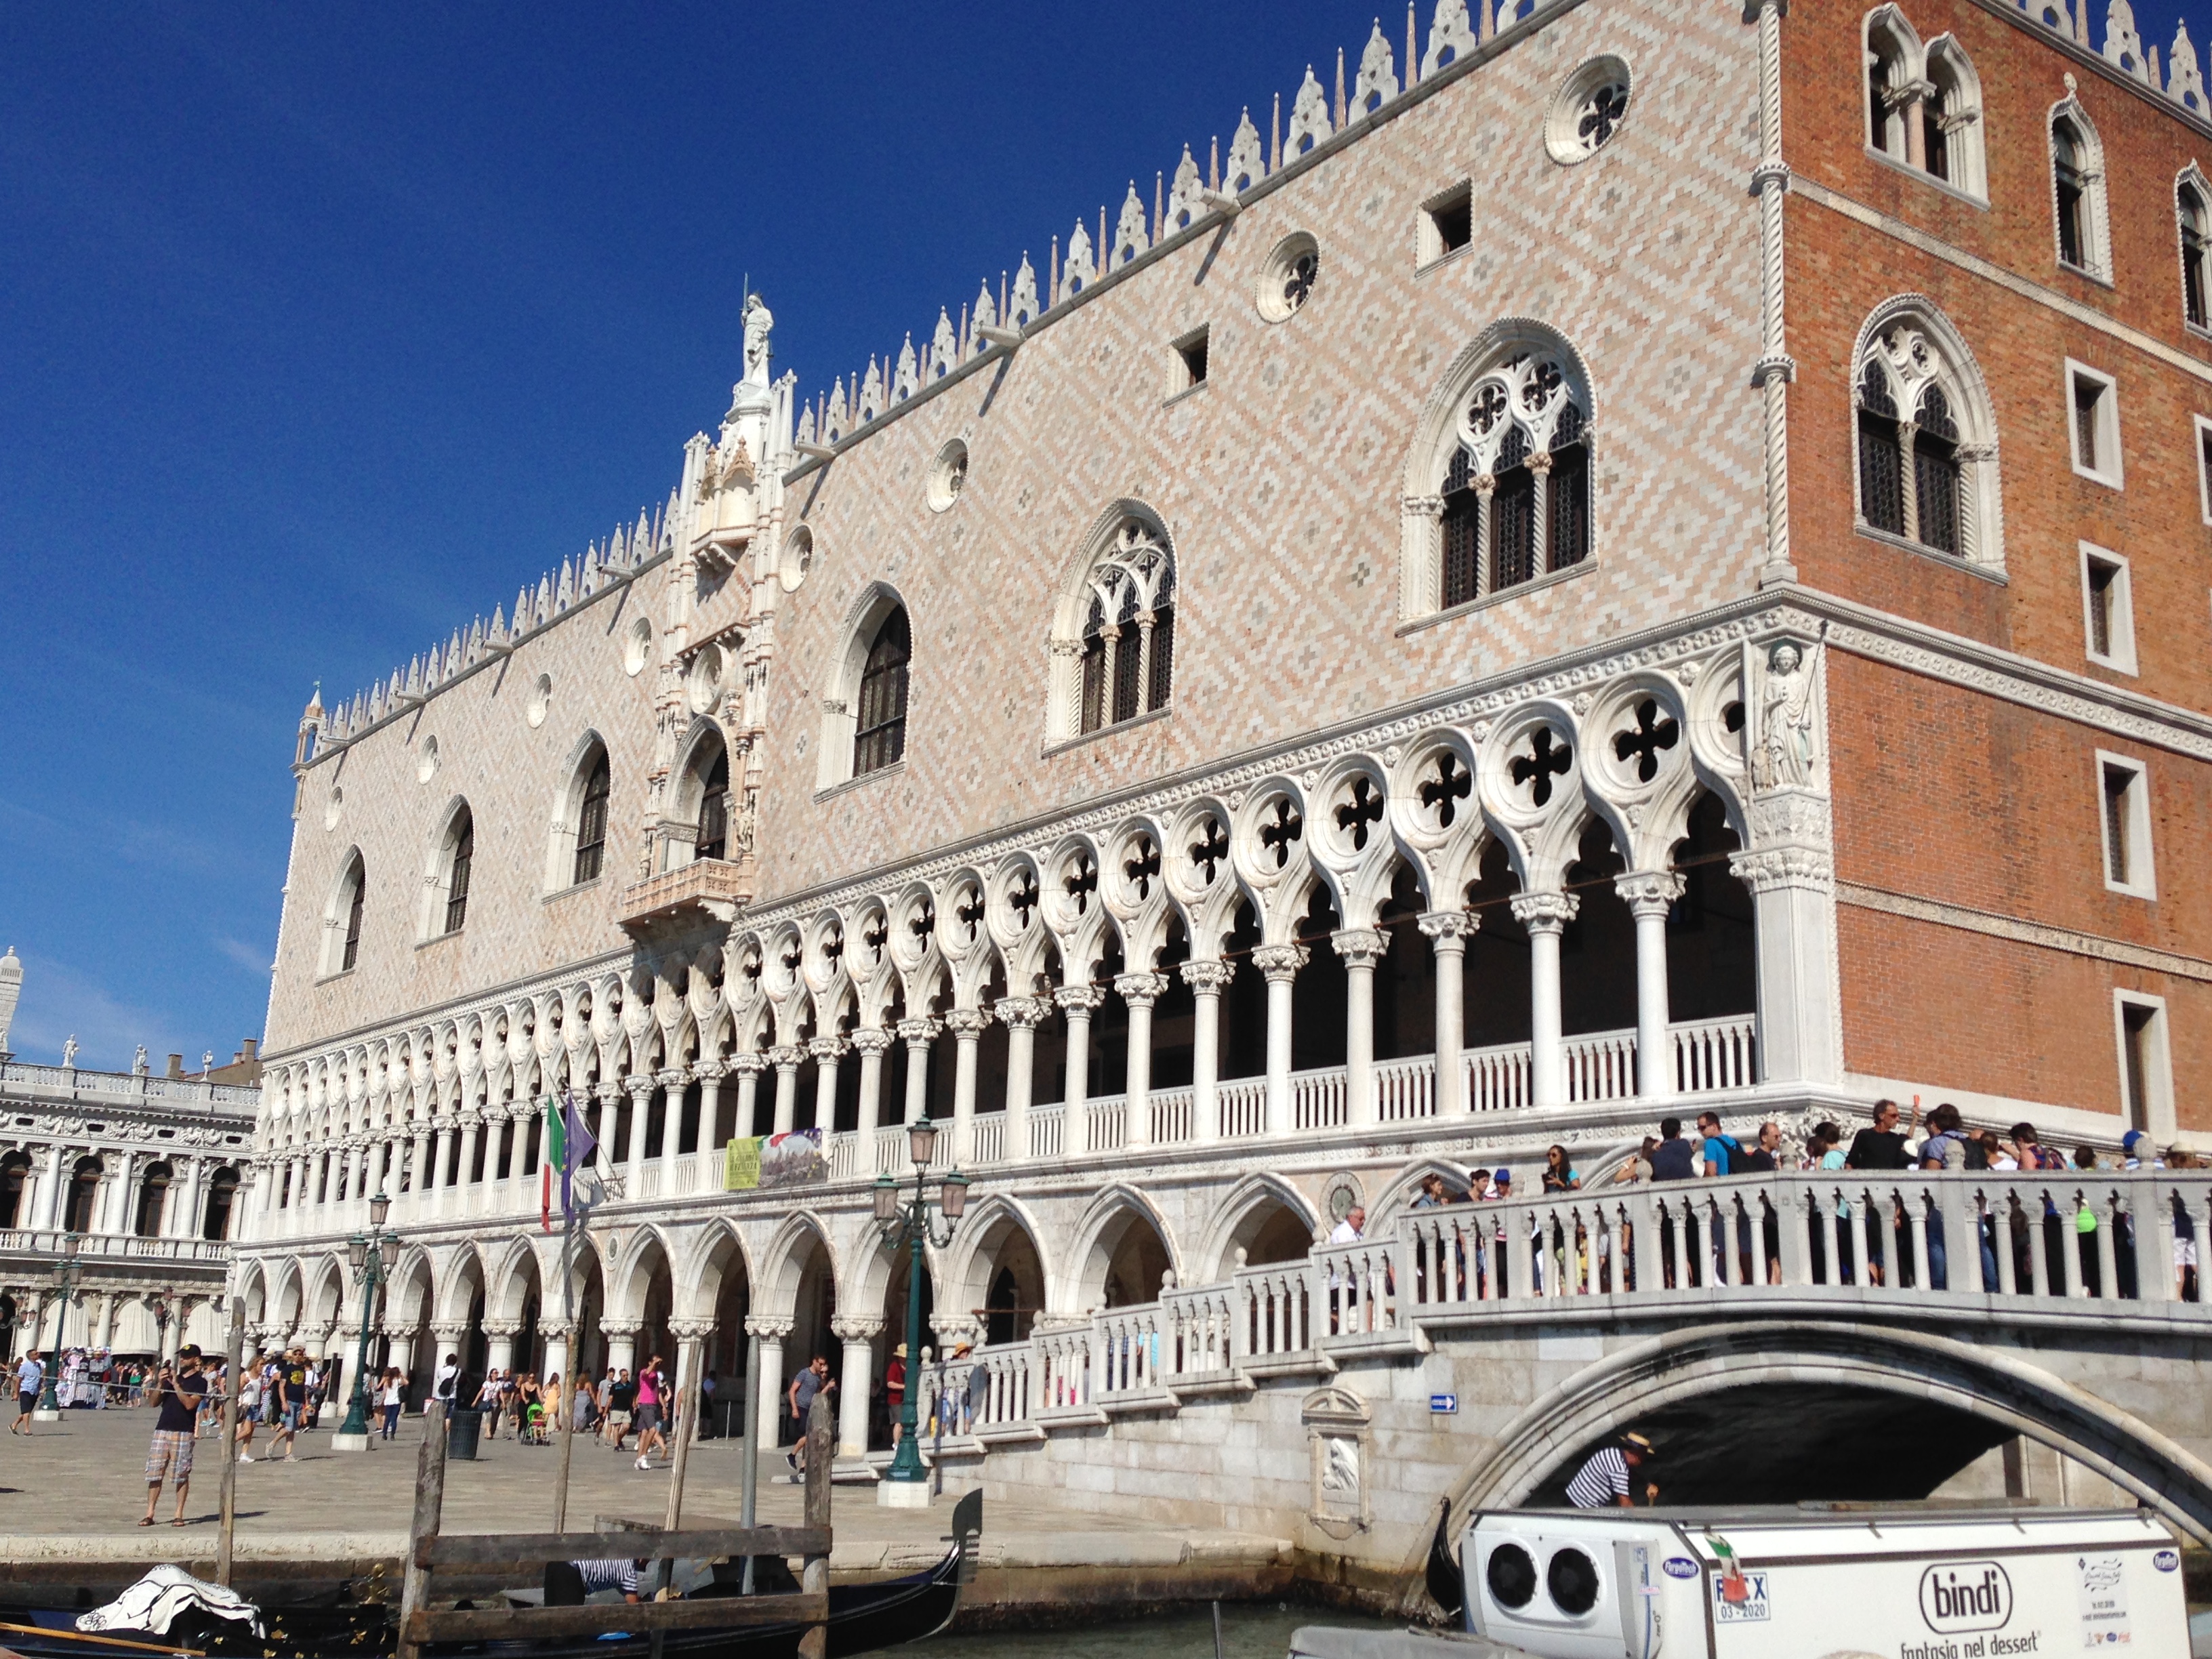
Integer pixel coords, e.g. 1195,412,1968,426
331,1193,400,1451
35,1232,83,1418
871,1118,968,1507
149,1294,172,1361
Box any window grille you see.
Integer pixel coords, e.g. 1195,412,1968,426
1857,360,1904,536
1912,385,1961,555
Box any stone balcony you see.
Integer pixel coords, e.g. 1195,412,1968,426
617,856,753,933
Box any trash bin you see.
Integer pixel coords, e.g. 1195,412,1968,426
447,1406,484,1460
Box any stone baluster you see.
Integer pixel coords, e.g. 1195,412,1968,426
994,999,1047,1160
1180,960,1234,1143
1511,893,1578,1109
851,1029,894,1132
1053,987,1102,1118
1616,872,1686,1101
1252,944,1309,1136
1418,912,1477,1115
945,1010,989,1164
1332,930,1389,1127
830,1315,884,1461
1115,974,1169,1149
767,1046,804,1136
896,1019,940,1125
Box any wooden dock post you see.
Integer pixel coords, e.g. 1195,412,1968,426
395,1401,449,1659
798,1392,833,1659
215,1300,245,1586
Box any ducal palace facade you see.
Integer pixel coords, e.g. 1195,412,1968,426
237,0,2212,1554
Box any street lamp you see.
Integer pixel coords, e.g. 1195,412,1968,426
332,1193,398,1450
36,1233,83,1417
872,1119,970,1504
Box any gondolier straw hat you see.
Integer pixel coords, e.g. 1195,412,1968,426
1618,1431,1658,1458
893,1344,908,1357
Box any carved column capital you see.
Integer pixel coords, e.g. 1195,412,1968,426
667,1317,717,1343
895,1018,941,1048
1179,959,1236,995
848,1027,896,1057
597,1319,643,1340
1509,891,1580,935
657,1067,690,1091
427,1322,471,1344
1112,972,1170,1008
830,1315,886,1342
624,1075,656,1103
1052,985,1104,1015
1614,870,1687,918
728,1051,768,1078
807,1035,848,1063
1251,943,1310,983
943,1008,991,1039
1330,928,1390,966
745,1315,795,1340
765,1044,804,1070
1417,909,1479,946
479,1319,524,1338
991,997,1050,1031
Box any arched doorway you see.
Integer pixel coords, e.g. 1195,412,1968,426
785,1235,837,1445
1078,1200,1174,1311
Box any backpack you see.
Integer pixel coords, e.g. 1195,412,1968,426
1708,1134,1748,1175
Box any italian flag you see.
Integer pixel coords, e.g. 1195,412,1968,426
541,1097,564,1232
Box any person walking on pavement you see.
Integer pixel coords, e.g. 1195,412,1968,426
142,1347,208,1527
784,1355,834,1481
633,1356,671,1470
12,1351,44,1434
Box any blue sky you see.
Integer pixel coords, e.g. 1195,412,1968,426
0,0,2198,1069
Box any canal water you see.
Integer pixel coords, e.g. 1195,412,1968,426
925,1602,1399,1659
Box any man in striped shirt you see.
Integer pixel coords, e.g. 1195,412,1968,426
1565,1432,1659,1509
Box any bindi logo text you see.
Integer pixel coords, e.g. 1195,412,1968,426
1919,1561,2014,1634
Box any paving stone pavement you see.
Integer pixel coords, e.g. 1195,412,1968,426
0,1407,1234,1570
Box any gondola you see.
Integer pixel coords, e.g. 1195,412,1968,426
0,1490,982,1659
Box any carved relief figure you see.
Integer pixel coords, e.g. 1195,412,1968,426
1755,640,1817,790
1322,1435,1361,1496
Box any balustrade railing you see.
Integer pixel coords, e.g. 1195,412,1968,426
1563,1029,1637,1103
1027,1105,1065,1160
1375,1054,1437,1122
1467,1040,1534,1111
1150,1087,1193,1146
0,1229,228,1263
970,1113,1006,1166
899,1171,2212,1453
1294,1067,1347,1130
1218,1078,1267,1139
1084,1099,1126,1154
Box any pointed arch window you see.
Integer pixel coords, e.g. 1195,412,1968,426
1424,344,1593,613
854,608,911,776
2049,107,2109,277
2181,178,2211,330
695,749,731,860
1853,308,2000,569
342,868,365,970
442,808,474,934
573,752,611,884
1077,518,1176,735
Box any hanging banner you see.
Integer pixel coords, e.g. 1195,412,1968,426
723,1136,762,1191
758,1127,827,1189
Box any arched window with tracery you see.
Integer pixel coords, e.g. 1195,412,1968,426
574,751,611,884
1078,518,1175,734
854,609,911,776
1865,9,1914,159
2180,174,2211,330
442,808,474,934
2050,104,2110,276
695,748,731,860
1852,304,2001,568
322,852,367,976
1923,39,1984,194
668,729,734,868
1427,344,1592,612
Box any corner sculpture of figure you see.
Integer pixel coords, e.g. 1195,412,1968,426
1757,640,1817,791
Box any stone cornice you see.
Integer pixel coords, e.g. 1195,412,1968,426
1839,880,2212,983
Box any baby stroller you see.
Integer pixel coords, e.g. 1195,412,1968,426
521,1402,550,1445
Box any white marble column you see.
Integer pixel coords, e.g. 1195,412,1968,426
851,1029,893,1133
1252,944,1308,1136
729,1052,766,1138
808,1041,844,1135
1418,912,1477,1115
40,1144,66,1229
602,1321,640,1378
624,1077,654,1196
1115,974,1168,1149
457,1113,485,1195
831,1316,883,1460
1616,872,1686,1102
1511,893,1578,1109
1332,930,1389,1127
655,1069,687,1161
107,1149,140,1236
994,999,1046,1160
1053,987,1101,1118
945,1010,987,1164
748,1317,792,1446
669,1319,715,1445
896,1019,939,1125
532,1330,560,1390
768,1046,803,1136
176,1158,206,1240
1180,960,1233,1143
1731,786,1843,1086
483,1319,521,1374
695,1065,726,1154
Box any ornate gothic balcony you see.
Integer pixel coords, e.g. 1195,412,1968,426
617,857,752,933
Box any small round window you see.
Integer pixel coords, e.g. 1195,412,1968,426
928,438,969,512
1256,232,1320,323
527,672,552,729
323,785,344,831
623,616,653,676
779,523,815,593
1546,56,1633,165
415,735,441,784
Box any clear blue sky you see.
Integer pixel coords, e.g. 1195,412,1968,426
0,0,2194,1069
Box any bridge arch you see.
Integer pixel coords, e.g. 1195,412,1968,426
1450,1319,2212,1545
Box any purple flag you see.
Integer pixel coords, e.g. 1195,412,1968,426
560,1089,598,1221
